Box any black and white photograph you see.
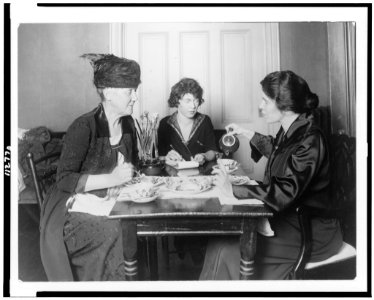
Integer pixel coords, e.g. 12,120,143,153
4,1,370,297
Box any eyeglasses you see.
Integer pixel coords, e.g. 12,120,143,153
180,98,200,106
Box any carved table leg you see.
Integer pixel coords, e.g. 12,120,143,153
122,220,138,280
161,236,170,269
146,236,159,280
239,219,257,280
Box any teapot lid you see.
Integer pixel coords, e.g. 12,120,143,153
222,134,237,147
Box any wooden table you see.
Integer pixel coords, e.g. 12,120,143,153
109,196,273,280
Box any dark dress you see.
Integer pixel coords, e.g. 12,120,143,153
157,111,218,263
158,112,218,160
200,113,343,280
40,104,138,281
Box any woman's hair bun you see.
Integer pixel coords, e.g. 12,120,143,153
304,92,319,111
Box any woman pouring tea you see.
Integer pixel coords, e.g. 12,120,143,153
200,70,343,280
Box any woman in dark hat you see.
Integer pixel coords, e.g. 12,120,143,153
40,54,141,281
200,70,343,280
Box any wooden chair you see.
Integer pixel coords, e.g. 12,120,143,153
26,151,61,212
290,133,357,279
290,205,356,279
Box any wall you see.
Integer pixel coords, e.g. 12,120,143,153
18,23,110,131
279,22,330,107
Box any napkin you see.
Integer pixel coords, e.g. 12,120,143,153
215,186,274,237
66,193,116,216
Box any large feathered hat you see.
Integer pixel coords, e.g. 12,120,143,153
81,54,141,88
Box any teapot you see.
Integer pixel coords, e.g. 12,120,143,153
219,132,240,157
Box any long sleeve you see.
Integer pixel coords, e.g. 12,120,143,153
249,132,276,162
234,132,327,212
56,118,91,193
127,116,139,165
157,118,170,156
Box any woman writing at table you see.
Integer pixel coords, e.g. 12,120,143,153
200,70,343,280
40,54,141,281
158,78,218,165
157,78,218,263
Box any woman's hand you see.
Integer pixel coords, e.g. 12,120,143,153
84,163,133,192
193,153,206,165
110,163,134,186
166,149,184,162
212,160,233,197
225,123,255,140
106,185,122,200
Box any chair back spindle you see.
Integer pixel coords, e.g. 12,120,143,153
26,152,61,212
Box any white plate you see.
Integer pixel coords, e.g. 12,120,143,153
131,194,158,203
165,185,212,195
229,175,249,185
117,193,158,203
212,165,239,174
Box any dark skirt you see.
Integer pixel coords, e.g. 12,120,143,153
200,213,343,280
63,212,127,281
40,184,128,281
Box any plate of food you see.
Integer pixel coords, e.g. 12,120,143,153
229,175,250,185
145,176,165,187
164,176,213,194
117,182,159,203
212,159,239,174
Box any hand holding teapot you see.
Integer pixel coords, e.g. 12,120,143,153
225,123,255,140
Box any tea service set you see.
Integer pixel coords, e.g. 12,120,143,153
115,129,247,203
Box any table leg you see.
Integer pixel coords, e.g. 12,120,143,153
161,236,170,269
146,236,159,280
122,220,138,280
239,219,257,280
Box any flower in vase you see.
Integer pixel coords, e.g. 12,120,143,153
135,111,160,163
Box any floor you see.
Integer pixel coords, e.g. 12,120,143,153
18,205,357,282
18,204,204,282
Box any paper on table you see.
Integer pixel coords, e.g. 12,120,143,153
66,193,116,216
165,160,199,169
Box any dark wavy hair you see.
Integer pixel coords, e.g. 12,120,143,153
260,70,319,114
168,78,204,108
